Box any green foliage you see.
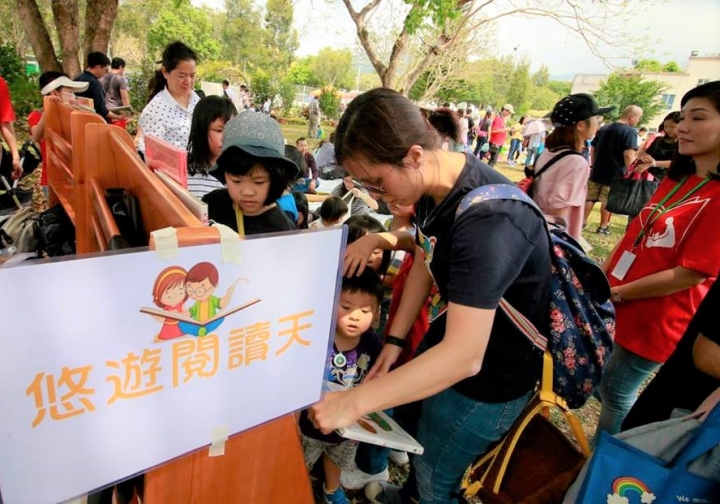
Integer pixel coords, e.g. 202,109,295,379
147,2,221,61
277,79,296,116
0,43,41,117
260,0,298,75
593,73,669,125
504,59,532,115
547,80,572,96
126,59,157,111
532,65,550,87
403,0,463,35
662,60,682,72
633,58,664,72
311,47,353,88
318,87,341,119
196,61,247,85
220,0,264,66
286,57,318,86
633,59,682,73
528,86,560,112
251,71,273,106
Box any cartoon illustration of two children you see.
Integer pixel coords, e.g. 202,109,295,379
147,262,249,341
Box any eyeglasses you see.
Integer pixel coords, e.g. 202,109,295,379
352,179,387,195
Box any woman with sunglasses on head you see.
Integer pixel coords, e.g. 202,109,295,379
309,88,552,504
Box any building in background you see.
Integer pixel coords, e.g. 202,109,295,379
571,54,720,129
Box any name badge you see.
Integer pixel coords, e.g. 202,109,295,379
611,251,636,281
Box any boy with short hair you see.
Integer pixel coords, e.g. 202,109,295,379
295,137,318,193
309,196,349,228
28,72,90,191
299,270,384,504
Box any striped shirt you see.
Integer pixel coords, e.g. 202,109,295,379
187,173,225,199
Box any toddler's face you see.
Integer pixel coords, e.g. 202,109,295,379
336,290,377,339
368,248,383,272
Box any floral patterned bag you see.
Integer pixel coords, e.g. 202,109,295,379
457,184,615,409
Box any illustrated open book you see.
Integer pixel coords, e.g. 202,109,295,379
140,298,261,327
325,382,424,455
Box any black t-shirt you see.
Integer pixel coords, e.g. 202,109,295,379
74,71,110,121
646,137,678,181
590,122,638,185
624,280,720,430
416,154,551,403
203,189,296,235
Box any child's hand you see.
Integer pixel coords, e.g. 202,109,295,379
344,234,379,277
365,344,402,381
308,390,361,435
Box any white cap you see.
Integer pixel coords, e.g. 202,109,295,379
502,104,515,114
41,76,90,96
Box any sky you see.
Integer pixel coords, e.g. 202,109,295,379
194,0,720,78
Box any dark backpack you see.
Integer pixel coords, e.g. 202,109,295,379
516,149,582,199
105,188,147,248
456,184,615,409
21,140,42,178
37,205,76,257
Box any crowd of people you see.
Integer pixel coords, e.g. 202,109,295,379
1,37,719,504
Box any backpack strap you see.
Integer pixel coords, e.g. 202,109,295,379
456,183,549,351
532,149,582,180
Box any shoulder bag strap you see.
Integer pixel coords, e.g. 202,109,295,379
533,149,582,180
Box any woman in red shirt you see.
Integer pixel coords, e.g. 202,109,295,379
595,80,720,439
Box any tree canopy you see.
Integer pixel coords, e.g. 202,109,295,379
593,73,669,126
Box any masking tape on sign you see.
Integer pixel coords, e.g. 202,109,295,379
209,425,230,457
151,227,179,259
215,224,242,264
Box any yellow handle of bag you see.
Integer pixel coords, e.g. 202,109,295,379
460,349,592,497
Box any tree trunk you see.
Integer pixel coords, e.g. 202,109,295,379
15,0,62,73
52,0,81,76
85,0,119,58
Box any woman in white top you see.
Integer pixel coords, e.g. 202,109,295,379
532,94,614,241
138,42,200,154
186,96,237,198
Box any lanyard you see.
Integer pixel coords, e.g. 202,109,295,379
233,204,246,238
633,176,710,247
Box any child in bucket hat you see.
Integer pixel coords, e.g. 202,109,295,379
203,110,300,236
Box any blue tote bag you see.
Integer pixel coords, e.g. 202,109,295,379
572,405,720,503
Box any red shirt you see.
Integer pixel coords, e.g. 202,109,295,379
607,175,720,363
28,110,47,186
387,253,430,367
489,114,506,146
0,76,15,123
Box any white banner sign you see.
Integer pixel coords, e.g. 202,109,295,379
0,229,344,504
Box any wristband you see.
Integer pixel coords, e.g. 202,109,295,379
384,335,406,348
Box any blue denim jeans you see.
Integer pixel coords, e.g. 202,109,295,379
355,409,393,474
524,147,538,167
507,138,522,162
596,344,661,442
410,387,533,504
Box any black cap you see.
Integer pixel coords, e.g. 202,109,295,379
550,94,615,127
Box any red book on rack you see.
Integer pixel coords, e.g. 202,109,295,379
145,135,188,188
